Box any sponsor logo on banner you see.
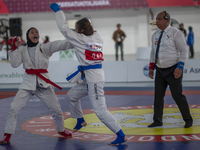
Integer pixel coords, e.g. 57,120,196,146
0,72,23,78
59,49,77,61
143,64,200,77
184,67,200,74
143,64,155,77
58,0,110,7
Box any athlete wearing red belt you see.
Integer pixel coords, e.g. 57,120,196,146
0,27,74,145
50,3,127,145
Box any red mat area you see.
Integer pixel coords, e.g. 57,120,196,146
1,90,200,100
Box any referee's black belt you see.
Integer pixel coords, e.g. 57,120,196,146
156,64,177,71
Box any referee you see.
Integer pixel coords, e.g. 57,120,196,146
148,11,193,128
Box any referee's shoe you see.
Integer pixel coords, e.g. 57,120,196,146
148,122,163,127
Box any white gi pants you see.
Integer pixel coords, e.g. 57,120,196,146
5,86,65,134
66,80,121,133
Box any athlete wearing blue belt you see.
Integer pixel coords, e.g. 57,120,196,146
50,3,127,145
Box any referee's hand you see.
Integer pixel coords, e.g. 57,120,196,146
149,69,154,79
174,68,182,79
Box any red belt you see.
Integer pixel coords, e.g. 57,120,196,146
25,68,62,90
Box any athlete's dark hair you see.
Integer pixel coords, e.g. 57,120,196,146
76,18,94,36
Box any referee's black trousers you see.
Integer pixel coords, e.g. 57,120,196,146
153,64,193,123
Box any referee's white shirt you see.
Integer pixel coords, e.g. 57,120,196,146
150,25,188,68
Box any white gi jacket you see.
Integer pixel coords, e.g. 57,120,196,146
9,40,73,90
54,11,105,83
54,11,122,134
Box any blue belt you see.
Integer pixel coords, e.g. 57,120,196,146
66,64,102,81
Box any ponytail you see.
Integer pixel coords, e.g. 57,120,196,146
76,18,94,36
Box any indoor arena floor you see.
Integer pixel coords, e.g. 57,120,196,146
0,86,200,150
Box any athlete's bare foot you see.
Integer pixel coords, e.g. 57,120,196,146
73,121,87,133
58,129,72,138
109,136,128,145
0,133,11,145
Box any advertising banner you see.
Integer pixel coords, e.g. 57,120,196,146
2,0,200,14
146,0,200,7
0,60,200,85
2,0,148,13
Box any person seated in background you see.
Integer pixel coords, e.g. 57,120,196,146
1,37,12,48
0,37,12,60
43,35,49,44
19,36,26,46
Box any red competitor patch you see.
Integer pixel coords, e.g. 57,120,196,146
85,50,104,61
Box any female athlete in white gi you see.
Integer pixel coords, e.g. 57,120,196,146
0,27,74,145
50,3,127,145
